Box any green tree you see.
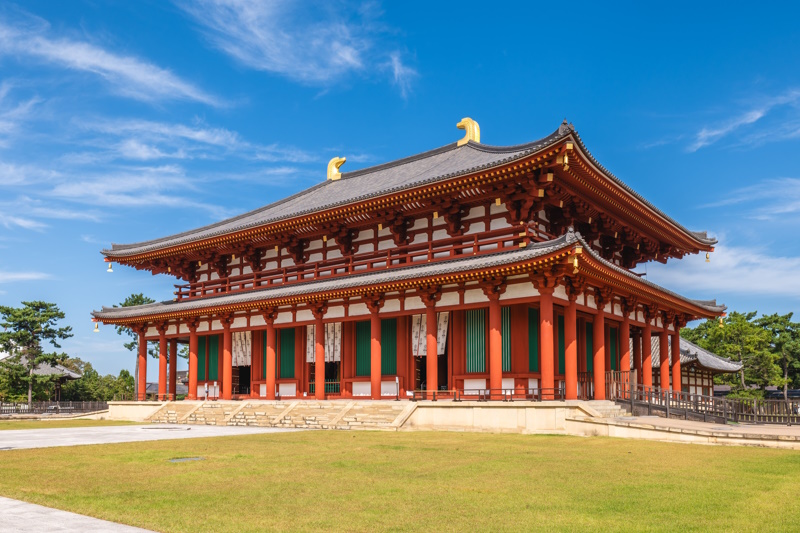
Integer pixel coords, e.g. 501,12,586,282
756,313,800,402
683,312,778,397
0,301,73,407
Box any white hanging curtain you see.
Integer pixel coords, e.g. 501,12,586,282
305,323,342,362
410,312,449,356
231,331,252,367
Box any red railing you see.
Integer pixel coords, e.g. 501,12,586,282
175,225,531,300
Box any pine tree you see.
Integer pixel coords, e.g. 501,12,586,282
0,301,73,407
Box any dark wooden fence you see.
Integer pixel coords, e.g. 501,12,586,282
606,371,800,425
0,401,108,415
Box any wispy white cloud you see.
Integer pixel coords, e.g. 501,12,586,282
647,244,800,299
387,51,417,100
177,0,416,96
0,82,42,144
0,213,47,231
0,270,51,283
72,117,315,163
704,177,800,220
47,164,230,218
688,89,800,152
0,10,220,106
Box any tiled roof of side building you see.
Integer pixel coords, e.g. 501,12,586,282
93,230,724,321
103,122,715,258
637,336,743,374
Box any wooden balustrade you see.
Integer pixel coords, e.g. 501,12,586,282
175,225,531,300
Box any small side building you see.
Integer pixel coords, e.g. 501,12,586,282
649,337,742,396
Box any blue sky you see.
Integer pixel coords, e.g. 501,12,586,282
1,1,799,378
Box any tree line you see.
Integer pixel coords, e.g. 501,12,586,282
683,311,800,400
0,296,187,405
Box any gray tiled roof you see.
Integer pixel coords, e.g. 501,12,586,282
103,129,569,258
93,230,724,322
103,121,715,258
637,336,742,373
0,352,81,379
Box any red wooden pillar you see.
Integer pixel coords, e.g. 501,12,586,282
593,305,606,400
265,321,277,400
137,331,147,401
370,309,382,400
564,298,578,400
642,319,653,388
539,289,555,399
659,330,669,391
168,339,177,401
158,329,167,401
419,287,441,395
222,324,232,400
311,304,326,401
488,296,502,395
633,329,642,381
671,331,681,394
620,315,631,373
426,306,438,393
188,327,198,400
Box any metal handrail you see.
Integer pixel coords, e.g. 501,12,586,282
605,372,800,425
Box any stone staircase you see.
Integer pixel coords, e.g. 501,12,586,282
278,401,351,429
584,400,631,419
184,402,235,425
146,400,414,430
335,402,408,430
227,401,294,427
146,402,197,424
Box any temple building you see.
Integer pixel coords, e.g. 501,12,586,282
93,119,727,403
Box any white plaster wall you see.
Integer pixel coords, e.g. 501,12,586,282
349,303,368,317
295,309,313,323
501,282,537,301
250,315,266,328
464,205,484,220
553,285,568,301
432,229,449,241
326,305,345,319
464,289,488,304
232,317,247,329
439,291,459,307
465,221,485,234
410,218,427,231
274,312,293,325
404,296,424,311
383,299,401,313
489,203,505,216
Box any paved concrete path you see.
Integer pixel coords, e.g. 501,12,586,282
616,415,800,438
0,424,299,450
0,496,153,532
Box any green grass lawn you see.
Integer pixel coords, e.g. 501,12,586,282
0,419,141,430
0,431,798,532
